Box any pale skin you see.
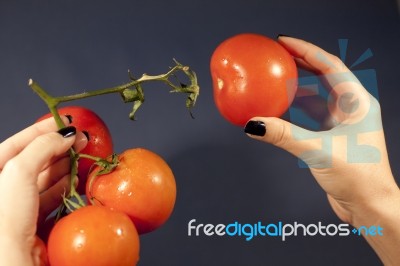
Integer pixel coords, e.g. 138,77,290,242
245,36,400,265
0,116,88,266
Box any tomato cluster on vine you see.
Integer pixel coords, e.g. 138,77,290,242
36,106,176,266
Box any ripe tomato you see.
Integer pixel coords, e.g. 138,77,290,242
47,205,140,266
210,33,298,126
32,235,49,266
38,106,113,194
86,148,176,234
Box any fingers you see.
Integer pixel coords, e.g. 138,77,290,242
244,117,321,158
38,174,73,223
0,117,88,175
0,127,78,236
37,157,70,192
277,36,349,75
36,130,87,192
0,116,71,168
278,36,366,92
73,131,89,153
293,58,316,73
292,89,335,130
1,127,77,189
278,36,372,125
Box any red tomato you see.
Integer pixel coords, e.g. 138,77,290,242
32,235,49,266
38,106,113,194
86,148,176,234
47,205,140,266
210,33,298,126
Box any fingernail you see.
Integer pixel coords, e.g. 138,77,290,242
58,126,76,138
244,121,266,136
82,131,90,141
276,34,291,39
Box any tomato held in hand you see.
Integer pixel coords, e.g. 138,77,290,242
86,148,176,234
32,235,49,266
210,33,298,126
47,205,140,266
38,106,113,194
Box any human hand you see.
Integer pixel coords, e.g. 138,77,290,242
0,116,88,265
244,36,400,265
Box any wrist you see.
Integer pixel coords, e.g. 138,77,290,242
352,181,400,227
351,182,400,265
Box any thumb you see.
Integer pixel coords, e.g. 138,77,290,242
244,117,320,158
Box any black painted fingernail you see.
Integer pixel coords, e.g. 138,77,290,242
276,34,291,39
244,121,266,136
65,115,73,124
58,126,76,138
82,130,90,141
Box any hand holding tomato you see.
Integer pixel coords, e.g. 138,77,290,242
0,117,87,266
35,108,177,266
38,106,114,194
0,59,197,266
244,36,400,265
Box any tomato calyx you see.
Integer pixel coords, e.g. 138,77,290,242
80,153,120,176
55,152,120,218
85,153,120,205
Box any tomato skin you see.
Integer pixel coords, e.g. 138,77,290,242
47,205,140,266
38,106,113,194
210,33,298,126
86,148,176,234
32,235,49,266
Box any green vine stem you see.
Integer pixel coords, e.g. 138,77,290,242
28,60,200,215
30,60,199,120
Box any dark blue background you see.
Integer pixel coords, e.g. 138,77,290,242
1,1,399,265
